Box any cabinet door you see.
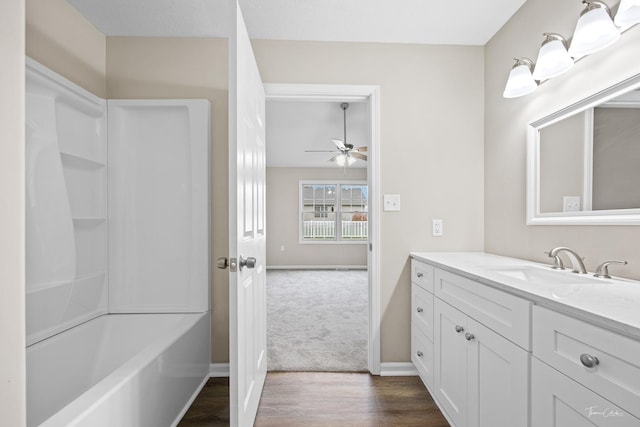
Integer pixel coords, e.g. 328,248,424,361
467,318,529,427
434,298,468,426
412,326,435,390
532,357,640,427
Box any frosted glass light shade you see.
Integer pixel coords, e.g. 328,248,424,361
568,5,620,57
533,37,574,80
615,0,640,29
503,59,537,98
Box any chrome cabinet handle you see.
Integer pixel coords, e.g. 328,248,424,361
465,332,475,341
455,325,464,333
416,307,423,313
416,272,423,278
417,351,423,358
580,353,600,368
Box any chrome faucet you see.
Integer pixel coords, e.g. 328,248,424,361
594,260,628,279
547,247,588,274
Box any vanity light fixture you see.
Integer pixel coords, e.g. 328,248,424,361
614,0,640,29
503,58,538,98
568,0,620,58
532,33,574,81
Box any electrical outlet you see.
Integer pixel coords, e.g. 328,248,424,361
432,219,443,236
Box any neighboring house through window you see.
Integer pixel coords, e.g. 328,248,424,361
300,181,368,243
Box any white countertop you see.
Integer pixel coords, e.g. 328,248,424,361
410,252,640,340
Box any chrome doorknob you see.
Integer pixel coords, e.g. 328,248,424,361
455,325,464,333
239,255,256,270
416,351,423,358
465,332,475,341
216,257,229,269
416,307,424,313
416,272,423,278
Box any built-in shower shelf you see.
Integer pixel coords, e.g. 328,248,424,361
60,151,105,169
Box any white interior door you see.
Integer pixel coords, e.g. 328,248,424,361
229,1,267,426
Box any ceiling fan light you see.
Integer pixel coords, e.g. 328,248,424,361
568,1,620,58
346,154,356,166
503,58,537,99
532,34,574,80
614,0,640,29
335,153,347,167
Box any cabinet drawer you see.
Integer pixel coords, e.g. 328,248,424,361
412,326,434,390
532,357,640,426
434,268,531,350
533,306,640,419
412,284,434,341
412,259,434,292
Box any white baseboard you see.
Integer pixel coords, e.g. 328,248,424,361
267,265,367,270
379,362,418,377
209,363,230,377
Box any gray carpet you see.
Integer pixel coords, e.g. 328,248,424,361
267,269,368,372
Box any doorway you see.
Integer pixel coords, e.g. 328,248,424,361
264,84,381,374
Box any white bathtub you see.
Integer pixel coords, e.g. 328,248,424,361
26,312,210,427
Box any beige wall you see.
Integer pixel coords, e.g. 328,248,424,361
266,167,368,267
106,37,230,363
254,41,486,362
26,0,106,97
26,3,485,365
485,0,640,279
1,0,26,424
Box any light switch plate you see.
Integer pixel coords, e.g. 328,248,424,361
563,196,581,212
383,194,401,211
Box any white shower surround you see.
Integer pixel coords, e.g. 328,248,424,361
25,58,211,426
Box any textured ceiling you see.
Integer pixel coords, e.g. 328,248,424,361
67,0,526,45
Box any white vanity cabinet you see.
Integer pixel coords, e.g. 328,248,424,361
410,252,640,427
432,270,530,427
531,306,640,426
411,259,435,389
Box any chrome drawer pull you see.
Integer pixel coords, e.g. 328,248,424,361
416,272,423,278
416,307,424,313
455,325,464,333
580,353,600,368
417,351,423,358
465,332,475,341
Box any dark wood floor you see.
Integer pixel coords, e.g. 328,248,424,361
179,372,449,426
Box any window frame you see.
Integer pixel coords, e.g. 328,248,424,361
299,180,368,245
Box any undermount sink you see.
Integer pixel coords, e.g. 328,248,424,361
488,266,607,285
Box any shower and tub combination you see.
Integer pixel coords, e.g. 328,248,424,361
25,58,211,426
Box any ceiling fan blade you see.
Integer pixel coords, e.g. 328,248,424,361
332,139,346,150
353,146,368,152
327,154,341,163
351,152,367,161
304,150,337,153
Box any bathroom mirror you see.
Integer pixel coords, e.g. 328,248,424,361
527,73,640,225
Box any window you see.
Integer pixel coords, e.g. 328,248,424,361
300,181,368,243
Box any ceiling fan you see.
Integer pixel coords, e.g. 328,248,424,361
305,102,367,166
